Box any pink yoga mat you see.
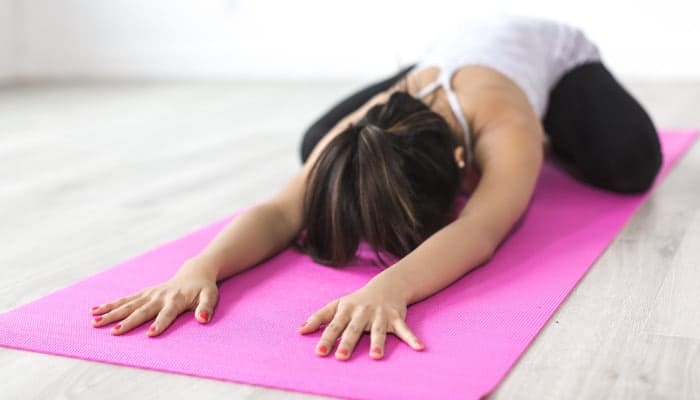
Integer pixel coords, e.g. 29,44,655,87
0,130,697,399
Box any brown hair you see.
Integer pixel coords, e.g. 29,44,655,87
293,90,462,267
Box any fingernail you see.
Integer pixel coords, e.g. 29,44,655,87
92,316,102,323
337,348,348,356
199,311,209,322
91,306,99,311
148,325,156,333
298,322,307,329
318,345,327,354
371,347,382,354
113,323,122,331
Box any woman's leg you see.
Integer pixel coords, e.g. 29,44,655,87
542,61,663,194
299,64,416,164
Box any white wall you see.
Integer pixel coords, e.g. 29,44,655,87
5,0,700,81
0,1,16,82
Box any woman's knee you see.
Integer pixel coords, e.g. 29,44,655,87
606,141,662,193
598,104,663,194
553,62,663,193
585,131,663,194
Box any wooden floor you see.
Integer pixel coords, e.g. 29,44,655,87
1,80,698,400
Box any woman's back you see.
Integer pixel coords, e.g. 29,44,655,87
412,14,601,119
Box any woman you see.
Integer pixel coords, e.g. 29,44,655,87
89,14,662,361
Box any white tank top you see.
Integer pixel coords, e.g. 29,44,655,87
410,14,602,165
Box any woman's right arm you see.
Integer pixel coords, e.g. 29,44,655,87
90,175,307,337
182,175,308,283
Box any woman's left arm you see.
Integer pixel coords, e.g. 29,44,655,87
298,115,544,360
371,115,545,305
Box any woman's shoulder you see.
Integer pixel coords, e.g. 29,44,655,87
405,65,541,142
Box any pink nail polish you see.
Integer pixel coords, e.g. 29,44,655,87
114,323,122,330
91,306,99,311
372,347,382,354
318,345,327,354
93,316,102,323
338,348,348,356
199,311,209,321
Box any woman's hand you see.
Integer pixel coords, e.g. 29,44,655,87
89,261,219,336
297,279,425,360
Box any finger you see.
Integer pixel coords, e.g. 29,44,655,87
335,322,369,360
369,314,388,360
195,286,218,324
316,311,351,357
335,308,372,360
90,293,140,315
110,300,160,335
92,297,147,328
391,319,425,351
298,300,338,334
149,301,187,336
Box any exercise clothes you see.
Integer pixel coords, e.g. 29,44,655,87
410,14,602,165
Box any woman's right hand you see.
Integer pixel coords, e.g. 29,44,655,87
89,262,220,336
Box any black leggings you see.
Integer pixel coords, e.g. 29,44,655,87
299,62,663,194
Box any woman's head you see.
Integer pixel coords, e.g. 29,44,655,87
295,91,464,267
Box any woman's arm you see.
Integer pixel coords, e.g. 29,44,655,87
297,115,544,359
184,154,314,282
365,115,544,305
185,202,302,282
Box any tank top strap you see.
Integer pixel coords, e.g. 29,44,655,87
413,67,474,166
414,78,442,98
443,80,474,165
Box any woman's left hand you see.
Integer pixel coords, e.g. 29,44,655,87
297,279,425,360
